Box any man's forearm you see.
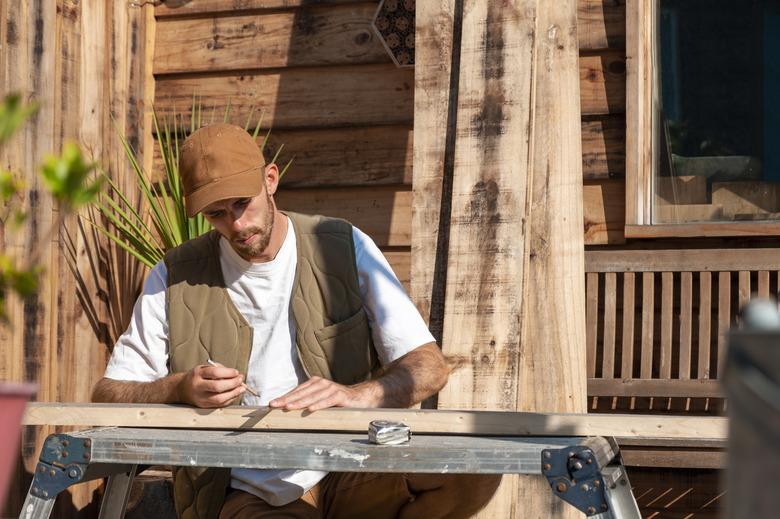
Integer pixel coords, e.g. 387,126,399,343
91,374,186,404
354,342,449,408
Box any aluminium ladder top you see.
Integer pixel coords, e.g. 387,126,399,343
20,427,641,519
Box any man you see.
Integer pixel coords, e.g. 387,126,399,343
92,123,499,518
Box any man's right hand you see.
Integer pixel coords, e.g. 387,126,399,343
178,363,246,408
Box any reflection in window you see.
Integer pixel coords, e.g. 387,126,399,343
654,0,780,223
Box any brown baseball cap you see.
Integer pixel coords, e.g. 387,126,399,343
179,123,266,217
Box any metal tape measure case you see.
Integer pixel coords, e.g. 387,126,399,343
368,420,411,445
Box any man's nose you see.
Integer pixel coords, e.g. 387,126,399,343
230,213,245,232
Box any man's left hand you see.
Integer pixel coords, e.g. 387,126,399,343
269,376,376,411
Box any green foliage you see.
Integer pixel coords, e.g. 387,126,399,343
0,94,38,146
40,142,103,210
89,103,292,269
0,94,99,321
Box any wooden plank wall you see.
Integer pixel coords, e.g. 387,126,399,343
0,2,151,516
151,1,629,296
580,0,627,245
152,0,414,288
414,1,587,516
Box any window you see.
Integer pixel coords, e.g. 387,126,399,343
626,0,780,237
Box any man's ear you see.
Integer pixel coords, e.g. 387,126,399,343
264,163,280,195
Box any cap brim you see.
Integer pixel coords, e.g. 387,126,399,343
185,166,264,217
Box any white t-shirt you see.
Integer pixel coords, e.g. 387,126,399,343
104,219,435,506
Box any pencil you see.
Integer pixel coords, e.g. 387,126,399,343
207,359,260,397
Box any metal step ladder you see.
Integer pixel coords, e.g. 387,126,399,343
19,427,641,519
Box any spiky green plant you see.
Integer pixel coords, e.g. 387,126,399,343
88,103,291,269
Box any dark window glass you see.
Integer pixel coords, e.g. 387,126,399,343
654,0,780,223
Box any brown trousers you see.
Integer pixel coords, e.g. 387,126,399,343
218,473,501,519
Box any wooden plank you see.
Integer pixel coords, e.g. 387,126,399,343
0,5,49,504
517,3,587,516
265,126,413,188
679,272,692,379
738,271,750,315
624,0,656,226
581,115,625,180
620,447,725,469
155,0,626,51
758,270,770,299
717,272,731,375
106,1,154,345
587,379,722,398
640,272,654,379
586,248,780,273
153,56,619,127
583,179,626,244
155,5,625,114
579,50,626,115
698,272,712,379
0,0,25,390
22,403,729,440
151,118,617,187
577,0,626,50
625,222,780,238
143,4,157,179
154,4,391,74
150,118,616,187
586,273,599,378
621,272,636,378
154,64,414,129
67,3,120,511
154,125,414,188
437,0,532,414
62,0,107,411
602,272,617,378
155,0,366,17
411,0,457,327
660,272,673,379
519,0,589,406
618,438,727,449
435,2,587,516
24,0,57,404
275,186,411,247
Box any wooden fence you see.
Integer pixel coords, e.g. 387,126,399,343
0,2,151,516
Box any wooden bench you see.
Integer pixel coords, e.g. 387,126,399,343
583,248,780,467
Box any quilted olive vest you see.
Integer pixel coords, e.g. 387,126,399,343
163,211,378,519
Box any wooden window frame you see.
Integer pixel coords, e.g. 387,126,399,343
624,0,780,238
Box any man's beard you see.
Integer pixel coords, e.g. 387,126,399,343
231,192,275,260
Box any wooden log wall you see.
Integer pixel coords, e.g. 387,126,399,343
152,0,414,288
0,1,152,516
151,1,629,298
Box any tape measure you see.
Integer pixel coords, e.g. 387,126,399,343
368,420,411,445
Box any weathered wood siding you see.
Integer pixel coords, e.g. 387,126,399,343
151,0,629,295
152,0,414,288
412,1,589,516
0,1,151,516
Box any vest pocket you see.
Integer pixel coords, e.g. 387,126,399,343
313,309,372,385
